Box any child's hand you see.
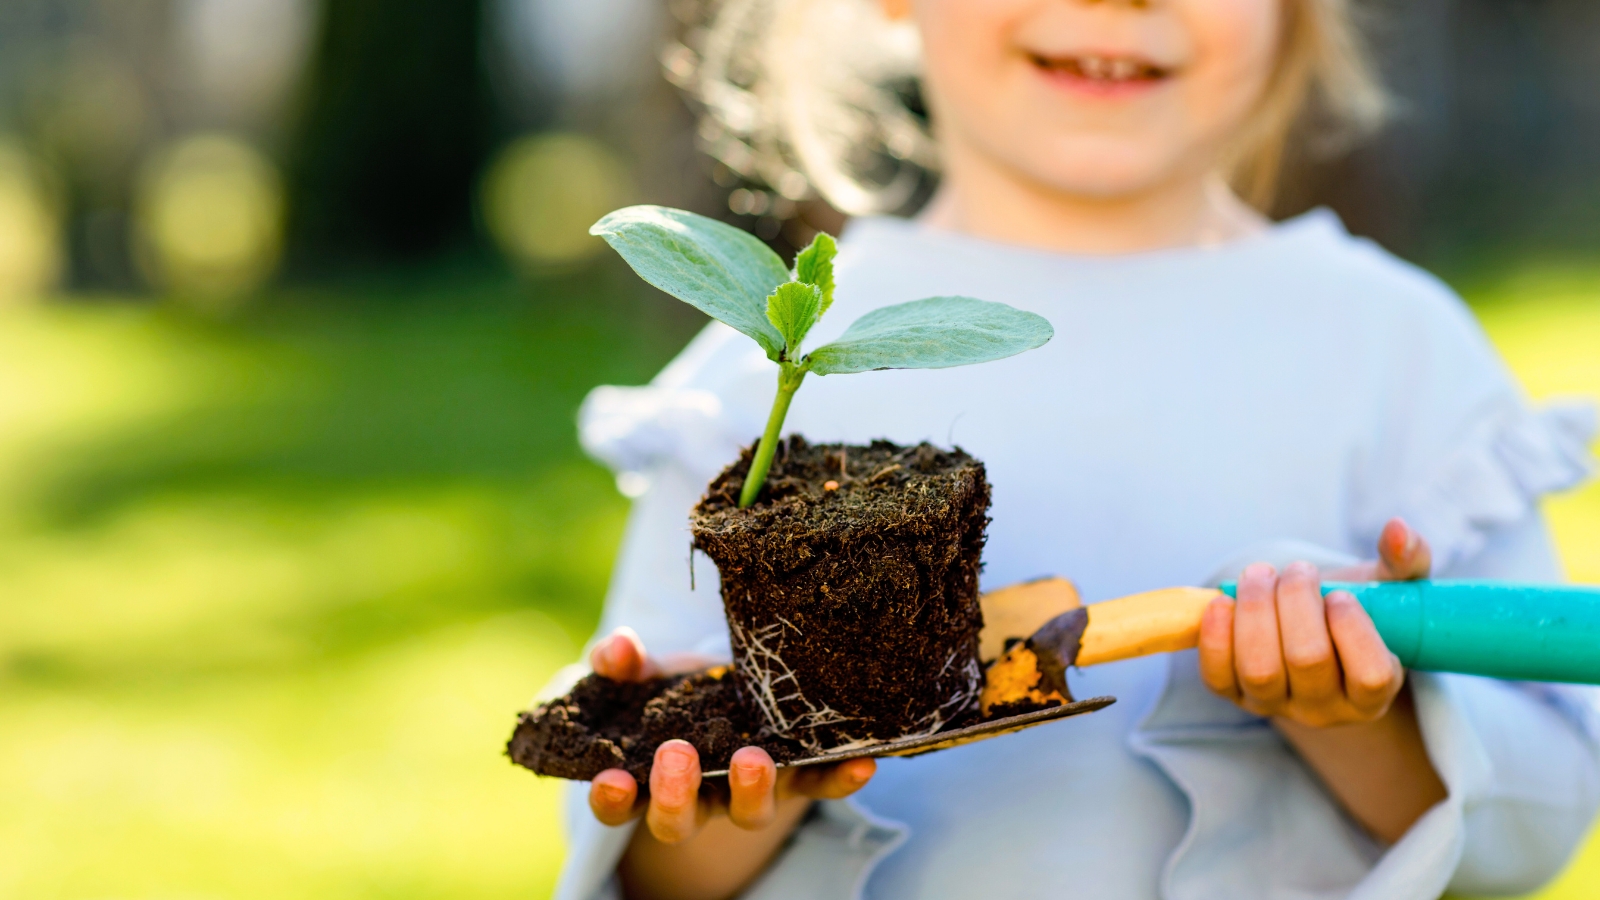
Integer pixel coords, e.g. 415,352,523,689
1197,518,1432,727
584,628,876,844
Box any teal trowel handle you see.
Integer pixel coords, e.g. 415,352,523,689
1218,580,1600,684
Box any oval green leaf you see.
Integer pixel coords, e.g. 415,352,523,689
806,296,1053,375
591,205,788,359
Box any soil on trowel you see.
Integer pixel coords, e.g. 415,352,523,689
507,667,802,784
692,437,991,751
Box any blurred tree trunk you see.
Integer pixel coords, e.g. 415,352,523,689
286,0,496,270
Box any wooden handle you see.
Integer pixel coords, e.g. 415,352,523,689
1076,587,1222,667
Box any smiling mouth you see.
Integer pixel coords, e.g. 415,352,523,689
1029,52,1171,86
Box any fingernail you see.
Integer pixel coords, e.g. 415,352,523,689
731,763,763,788
596,783,630,804
657,742,693,775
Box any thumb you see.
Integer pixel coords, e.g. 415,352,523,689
589,627,660,681
1375,518,1432,581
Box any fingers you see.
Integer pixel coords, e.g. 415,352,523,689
788,757,876,800
1198,595,1239,700
589,627,659,682
1214,562,1406,728
589,769,641,826
1275,562,1341,707
1376,518,1432,581
633,740,872,842
726,747,778,830
646,740,704,844
1326,591,1404,716
1233,563,1287,710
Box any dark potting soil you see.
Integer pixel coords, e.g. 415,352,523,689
507,667,804,783
693,437,991,752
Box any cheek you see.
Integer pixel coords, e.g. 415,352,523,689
1179,0,1282,131
914,0,1035,121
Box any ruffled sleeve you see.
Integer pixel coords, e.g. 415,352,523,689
577,321,774,491
1304,241,1596,572
579,384,745,490
1398,399,1595,571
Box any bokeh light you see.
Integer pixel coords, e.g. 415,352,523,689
490,0,663,105
480,132,633,270
0,141,63,304
176,0,316,127
134,133,285,308
36,49,151,182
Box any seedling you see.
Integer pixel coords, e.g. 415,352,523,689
591,205,1053,506
513,210,1055,772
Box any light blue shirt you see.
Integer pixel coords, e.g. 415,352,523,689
555,211,1599,899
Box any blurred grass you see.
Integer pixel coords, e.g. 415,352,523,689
0,259,1595,898
0,264,702,899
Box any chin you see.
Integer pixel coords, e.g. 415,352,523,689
1016,142,1184,199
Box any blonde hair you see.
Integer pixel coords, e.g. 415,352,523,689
664,0,933,216
1230,0,1390,208
666,0,1388,216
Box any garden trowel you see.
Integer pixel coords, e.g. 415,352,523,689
720,577,1600,775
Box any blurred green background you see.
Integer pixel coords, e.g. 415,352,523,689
1,0,1598,897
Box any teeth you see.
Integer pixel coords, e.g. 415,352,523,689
1041,53,1155,82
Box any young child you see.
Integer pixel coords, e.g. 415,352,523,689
557,1,1600,898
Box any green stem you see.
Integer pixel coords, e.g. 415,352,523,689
739,362,807,508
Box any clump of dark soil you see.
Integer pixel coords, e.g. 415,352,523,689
508,667,803,783
693,437,991,752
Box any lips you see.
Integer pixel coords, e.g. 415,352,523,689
1028,52,1171,86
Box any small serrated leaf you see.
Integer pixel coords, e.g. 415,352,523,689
793,232,837,316
765,282,823,354
591,205,788,359
806,296,1053,375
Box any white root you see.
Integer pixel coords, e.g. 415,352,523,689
729,613,984,753
907,651,982,735
729,616,858,752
